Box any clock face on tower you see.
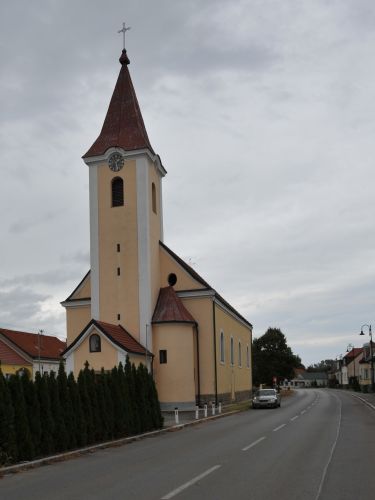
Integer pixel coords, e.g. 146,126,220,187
108,153,124,172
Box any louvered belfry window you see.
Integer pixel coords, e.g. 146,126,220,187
112,177,124,207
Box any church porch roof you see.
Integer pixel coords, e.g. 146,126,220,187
62,319,153,357
152,286,197,325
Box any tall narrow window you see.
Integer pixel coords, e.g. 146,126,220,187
152,182,157,214
246,345,250,368
112,177,124,207
220,331,225,363
230,337,234,366
238,341,242,367
159,350,167,364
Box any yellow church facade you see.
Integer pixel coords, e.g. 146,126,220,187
62,48,252,409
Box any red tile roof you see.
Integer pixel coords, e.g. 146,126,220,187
0,328,66,360
0,339,31,366
344,347,363,360
152,286,197,324
95,320,150,356
62,319,152,357
83,50,154,158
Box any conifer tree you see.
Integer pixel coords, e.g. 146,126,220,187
35,372,54,455
147,370,163,429
8,374,34,461
85,367,101,442
124,356,136,434
21,371,41,455
48,371,68,452
139,364,153,430
96,369,113,441
78,364,94,444
135,364,148,432
0,370,17,464
110,366,125,438
57,361,76,450
131,363,142,434
67,372,86,447
117,362,130,436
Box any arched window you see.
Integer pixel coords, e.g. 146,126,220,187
89,334,101,352
152,182,157,214
112,177,124,207
230,337,234,366
220,331,225,363
238,341,242,367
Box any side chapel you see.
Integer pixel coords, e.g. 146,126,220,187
61,47,253,409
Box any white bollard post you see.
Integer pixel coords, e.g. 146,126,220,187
174,408,179,425
204,404,208,418
195,405,199,419
212,403,216,416
219,402,222,414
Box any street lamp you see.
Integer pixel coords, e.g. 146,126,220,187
360,324,374,392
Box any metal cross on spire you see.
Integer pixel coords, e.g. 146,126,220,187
118,22,131,50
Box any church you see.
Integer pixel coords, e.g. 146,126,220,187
61,46,253,409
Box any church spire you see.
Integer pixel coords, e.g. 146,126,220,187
83,49,154,158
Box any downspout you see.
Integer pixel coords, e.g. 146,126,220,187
196,324,201,406
212,298,218,406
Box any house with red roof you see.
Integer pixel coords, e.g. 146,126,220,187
0,328,66,379
61,47,253,409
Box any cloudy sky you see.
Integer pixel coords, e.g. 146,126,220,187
1,0,375,366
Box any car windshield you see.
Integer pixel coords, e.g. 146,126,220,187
258,389,275,396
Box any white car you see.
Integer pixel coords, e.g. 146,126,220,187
252,389,281,409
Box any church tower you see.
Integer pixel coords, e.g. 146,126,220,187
82,49,166,350
62,44,252,409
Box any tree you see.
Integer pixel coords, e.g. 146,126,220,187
35,372,54,455
252,327,301,387
21,371,41,456
8,374,34,461
307,359,335,373
77,365,94,444
57,362,76,450
48,371,68,452
0,370,17,464
67,372,86,447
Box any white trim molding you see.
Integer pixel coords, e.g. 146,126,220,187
136,155,152,351
88,163,100,319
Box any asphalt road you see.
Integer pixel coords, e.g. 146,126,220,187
1,389,375,500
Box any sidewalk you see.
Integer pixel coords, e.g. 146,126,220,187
162,401,250,427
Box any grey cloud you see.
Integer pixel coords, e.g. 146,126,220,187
0,268,82,288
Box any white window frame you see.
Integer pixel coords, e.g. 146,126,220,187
238,341,242,367
230,336,234,366
246,344,250,368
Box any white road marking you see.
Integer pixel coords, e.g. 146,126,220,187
290,415,299,421
301,410,306,414
273,424,286,432
242,436,266,451
315,394,342,500
161,465,222,499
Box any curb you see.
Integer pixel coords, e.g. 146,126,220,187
0,409,241,476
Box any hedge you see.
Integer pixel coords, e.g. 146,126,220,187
0,357,163,465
